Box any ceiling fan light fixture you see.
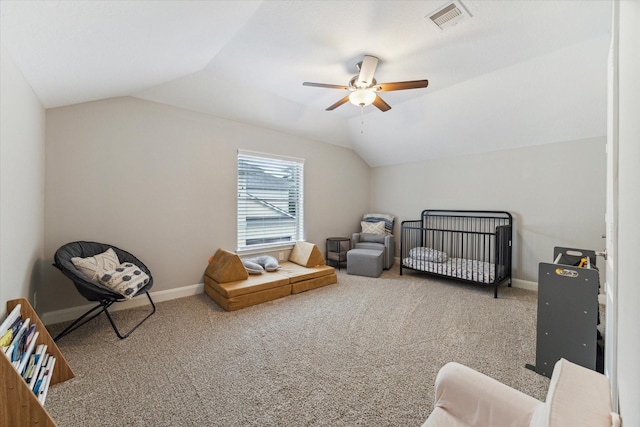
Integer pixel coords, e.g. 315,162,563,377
303,54,428,112
349,89,376,107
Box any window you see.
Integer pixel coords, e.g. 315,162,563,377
237,150,304,252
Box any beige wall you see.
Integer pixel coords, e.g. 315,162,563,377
370,137,606,283
0,44,46,317
43,97,370,313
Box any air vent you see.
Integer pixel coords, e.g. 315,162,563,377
426,0,471,31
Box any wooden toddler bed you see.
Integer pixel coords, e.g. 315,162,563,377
400,210,512,298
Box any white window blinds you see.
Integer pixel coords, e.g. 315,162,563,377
237,151,304,252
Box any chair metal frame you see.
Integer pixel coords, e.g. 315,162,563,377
52,291,156,341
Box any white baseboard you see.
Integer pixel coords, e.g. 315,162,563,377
40,283,204,326
511,278,538,292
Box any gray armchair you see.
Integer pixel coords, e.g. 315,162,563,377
351,233,395,269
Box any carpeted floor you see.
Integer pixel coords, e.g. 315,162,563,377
45,265,549,426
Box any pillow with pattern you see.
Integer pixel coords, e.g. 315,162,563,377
71,248,120,280
363,213,395,235
98,262,150,298
361,221,385,235
409,247,448,263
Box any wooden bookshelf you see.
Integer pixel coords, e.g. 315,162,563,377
1,298,75,426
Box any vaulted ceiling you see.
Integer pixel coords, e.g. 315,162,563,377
0,1,612,166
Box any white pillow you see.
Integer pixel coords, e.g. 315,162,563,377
409,247,448,263
98,262,150,299
71,248,120,280
361,221,385,235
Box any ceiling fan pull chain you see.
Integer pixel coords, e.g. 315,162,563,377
360,106,365,134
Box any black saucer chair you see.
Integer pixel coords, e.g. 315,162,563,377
52,241,156,341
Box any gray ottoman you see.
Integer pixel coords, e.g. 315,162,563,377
347,248,383,278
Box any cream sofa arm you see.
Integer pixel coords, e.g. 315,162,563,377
530,358,619,427
422,362,541,427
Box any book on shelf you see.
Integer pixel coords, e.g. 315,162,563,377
6,317,30,365
1,315,24,351
16,329,39,375
0,303,22,336
0,301,57,403
32,353,49,395
23,350,37,382
26,344,47,389
37,356,56,405
0,316,22,348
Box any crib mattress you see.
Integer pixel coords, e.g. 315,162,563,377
402,257,496,284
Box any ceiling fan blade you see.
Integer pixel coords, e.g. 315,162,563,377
375,80,429,91
357,55,379,87
303,82,350,90
373,95,391,112
326,95,350,111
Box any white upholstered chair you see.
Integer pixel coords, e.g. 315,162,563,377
423,358,621,427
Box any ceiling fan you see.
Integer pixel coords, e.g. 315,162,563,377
303,55,429,112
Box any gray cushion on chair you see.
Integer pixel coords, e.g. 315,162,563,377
359,233,386,244
355,242,385,251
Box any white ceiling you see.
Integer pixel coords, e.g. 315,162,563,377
0,0,612,166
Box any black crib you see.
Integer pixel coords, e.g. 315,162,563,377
400,210,512,298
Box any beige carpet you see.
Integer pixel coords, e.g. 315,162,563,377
45,266,549,426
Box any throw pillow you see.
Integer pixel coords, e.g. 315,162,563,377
248,255,280,272
361,221,385,235
362,213,395,235
242,259,264,275
409,247,448,263
98,262,150,298
71,248,120,280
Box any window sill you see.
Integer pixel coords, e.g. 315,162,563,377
236,243,296,257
